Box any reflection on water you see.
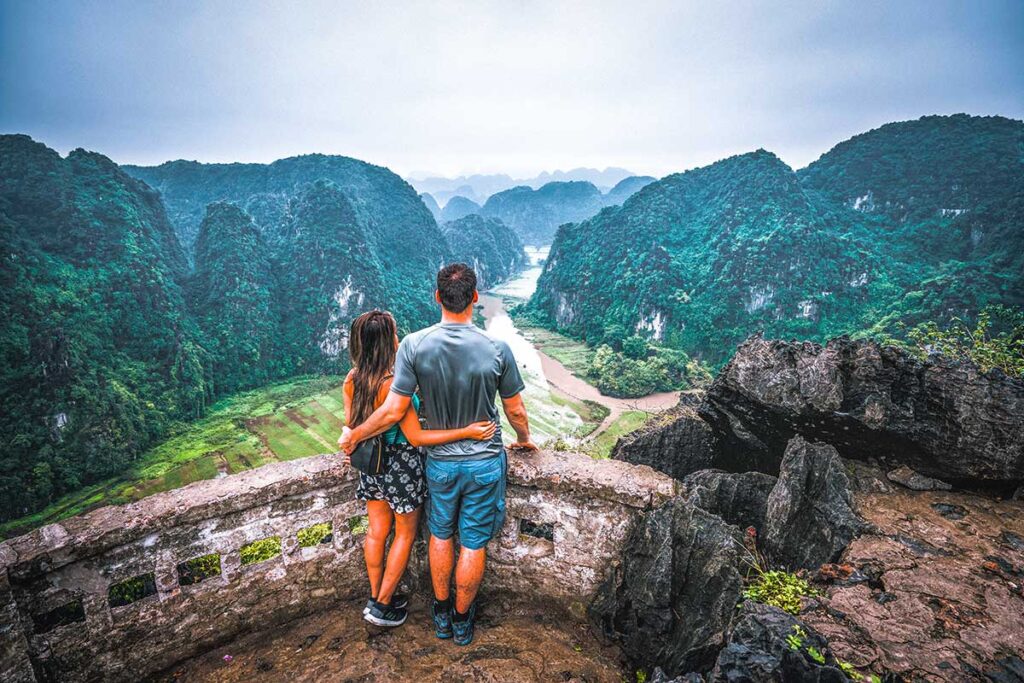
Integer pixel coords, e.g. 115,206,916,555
491,246,549,299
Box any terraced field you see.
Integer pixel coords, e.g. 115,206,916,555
1,377,347,539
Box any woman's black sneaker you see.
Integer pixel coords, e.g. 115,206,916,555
364,593,408,615
364,600,408,627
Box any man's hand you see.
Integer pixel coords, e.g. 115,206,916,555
509,439,538,452
337,426,355,457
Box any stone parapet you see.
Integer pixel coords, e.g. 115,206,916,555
0,449,677,682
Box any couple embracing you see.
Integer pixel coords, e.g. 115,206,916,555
337,263,536,646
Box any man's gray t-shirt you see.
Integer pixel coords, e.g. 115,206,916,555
391,323,525,461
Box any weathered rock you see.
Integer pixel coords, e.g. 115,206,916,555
612,407,719,480
709,601,848,682
763,437,868,570
699,334,1024,488
590,496,746,676
800,489,1024,681
683,470,778,532
886,465,952,491
651,668,706,683
843,459,892,493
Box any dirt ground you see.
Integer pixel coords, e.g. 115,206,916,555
152,597,626,683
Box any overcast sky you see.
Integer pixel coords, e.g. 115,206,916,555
2,0,1022,178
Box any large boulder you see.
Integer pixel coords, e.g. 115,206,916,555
590,496,746,676
683,470,778,532
612,407,719,480
710,602,848,682
763,437,868,570
699,334,1024,488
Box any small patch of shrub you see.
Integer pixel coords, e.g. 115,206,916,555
297,521,332,547
177,553,221,586
742,569,817,615
240,536,282,565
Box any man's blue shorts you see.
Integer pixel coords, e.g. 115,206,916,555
425,450,507,550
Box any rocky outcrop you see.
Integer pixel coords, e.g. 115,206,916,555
763,437,868,570
710,602,848,682
801,489,1024,681
590,496,746,675
683,470,777,532
699,334,1024,488
612,407,719,480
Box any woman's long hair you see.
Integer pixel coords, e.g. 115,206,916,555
348,310,398,427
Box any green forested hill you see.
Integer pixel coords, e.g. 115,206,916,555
440,195,482,223
2,137,530,523
480,180,605,245
123,154,448,331
188,202,280,396
529,115,1024,365
603,175,657,206
798,114,1024,330
529,150,880,362
442,214,527,288
0,135,206,520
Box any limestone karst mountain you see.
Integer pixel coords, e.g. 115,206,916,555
602,175,656,206
419,192,442,222
439,195,481,223
529,114,1024,364
441,214,527,289
0,134,205,521
480,180,606,245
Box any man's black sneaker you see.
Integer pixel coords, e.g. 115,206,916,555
452,602,477,646
432,599,453,640
364,593,408,615
364,601,408,627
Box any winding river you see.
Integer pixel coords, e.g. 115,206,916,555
480,247,680,444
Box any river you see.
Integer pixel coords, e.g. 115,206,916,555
480,247,680,445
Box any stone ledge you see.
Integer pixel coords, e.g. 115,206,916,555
1,449,677,578
509,448,679,508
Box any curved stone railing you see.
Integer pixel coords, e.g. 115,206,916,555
0,450,677,683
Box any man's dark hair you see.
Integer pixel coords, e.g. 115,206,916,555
436,263,477,312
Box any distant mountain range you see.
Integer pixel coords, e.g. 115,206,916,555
409,167,637,205
529,114,1024,365
422,175,658,245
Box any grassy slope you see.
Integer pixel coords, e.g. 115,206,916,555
587,411,650,459
1,376,345,539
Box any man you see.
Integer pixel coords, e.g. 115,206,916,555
339,263,536,646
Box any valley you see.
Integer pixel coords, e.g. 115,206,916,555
2,114,1021,538
479,246,680,453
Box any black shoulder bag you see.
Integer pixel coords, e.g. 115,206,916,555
349,429,395,475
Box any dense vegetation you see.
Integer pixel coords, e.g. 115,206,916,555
1,135,205,521
189,203,280,396
442,214,528,288
419,192,442,222
896,304,1024,377
2,139,526,523
603,175,656,206
480,181,606,245
529,115,1024,366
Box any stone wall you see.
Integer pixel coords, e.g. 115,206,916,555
0,450,676,682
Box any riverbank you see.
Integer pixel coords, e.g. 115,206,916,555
479,245,680,450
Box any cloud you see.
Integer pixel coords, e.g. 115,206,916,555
1,0,1021,177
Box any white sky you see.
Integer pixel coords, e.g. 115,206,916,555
2,0,1022,178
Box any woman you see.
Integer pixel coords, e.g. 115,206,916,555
341,310,495,628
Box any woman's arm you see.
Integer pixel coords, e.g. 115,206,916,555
397,407,496,447
341,370,355,427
